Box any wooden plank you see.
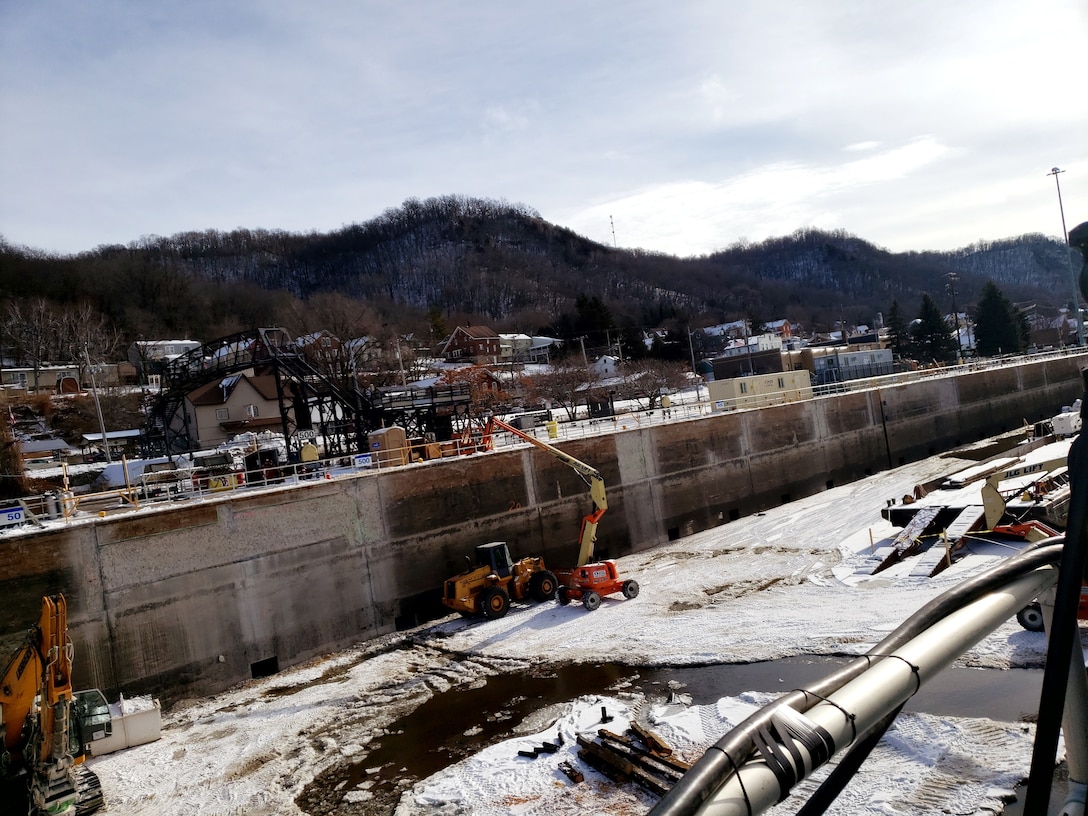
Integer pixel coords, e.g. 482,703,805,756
630,721,675,757
559,761,584,784
595,732,688,780
889,504,941,550
908,506,983,578
577,737,671,796
867,504,943,575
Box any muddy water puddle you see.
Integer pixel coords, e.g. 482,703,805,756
304,657,1044,814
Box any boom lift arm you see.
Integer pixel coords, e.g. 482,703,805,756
487,416,606,567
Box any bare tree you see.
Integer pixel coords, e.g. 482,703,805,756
0,394,27,498
5,298,61,390
288,293,383,385
525,365,598,420
57,302,123,380
436,365,512,414
619,359,689,410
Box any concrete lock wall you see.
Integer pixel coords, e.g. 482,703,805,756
1,355,1085,703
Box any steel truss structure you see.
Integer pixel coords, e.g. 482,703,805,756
142,328,473,461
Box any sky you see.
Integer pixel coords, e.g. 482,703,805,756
75,425,1085,816
1,1,1086,258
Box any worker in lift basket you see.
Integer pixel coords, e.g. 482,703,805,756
661,395,672,418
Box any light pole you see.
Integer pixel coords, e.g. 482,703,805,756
1049,167,1084,347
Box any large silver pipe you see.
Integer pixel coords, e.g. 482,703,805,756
698,566,1059,816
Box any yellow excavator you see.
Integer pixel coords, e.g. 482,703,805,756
1,594,104,816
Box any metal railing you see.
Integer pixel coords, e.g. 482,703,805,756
6,347,1088,530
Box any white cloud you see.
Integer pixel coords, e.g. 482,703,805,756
697,75,739,124
0,0,1085,255
563,137,956,255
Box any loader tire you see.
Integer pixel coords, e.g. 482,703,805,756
621,580,640,599
582,590,601,611
480,586,510,620
529,570,559,602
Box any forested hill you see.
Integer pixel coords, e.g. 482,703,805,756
0,194,1076,342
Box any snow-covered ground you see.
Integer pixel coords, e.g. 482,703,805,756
86,448,1086,816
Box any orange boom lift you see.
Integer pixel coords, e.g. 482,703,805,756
486,416,639,611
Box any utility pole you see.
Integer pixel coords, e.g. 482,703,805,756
394,337,406,387
743,319,754,375
84,345,112,463
947,272,963,363
1049,167,1084,347
609,215,617,248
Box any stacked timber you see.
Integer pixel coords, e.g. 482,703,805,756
575,722,691,795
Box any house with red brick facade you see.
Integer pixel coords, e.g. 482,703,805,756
440,325,502,364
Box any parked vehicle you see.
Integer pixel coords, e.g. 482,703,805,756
441,541,558,619
191,452,245,492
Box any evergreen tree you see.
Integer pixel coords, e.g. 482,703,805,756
619,322,646,361
911,294,957,364
973,281,1026,357
574,295,615,334
886,299,908,357
1016,307,1031,350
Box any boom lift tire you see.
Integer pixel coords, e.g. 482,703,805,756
621,580,640,599
1016,602,1046,632
528,570,559,602
481,586,511,620
557,587,571,606
582,590,601,611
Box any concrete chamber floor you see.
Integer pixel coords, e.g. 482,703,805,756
86,444,1086,816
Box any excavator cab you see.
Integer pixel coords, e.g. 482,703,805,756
72,690,113,745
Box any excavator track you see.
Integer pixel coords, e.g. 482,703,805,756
74,765,105,816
